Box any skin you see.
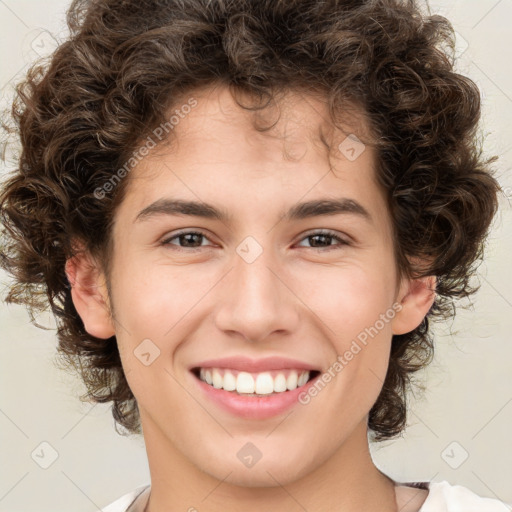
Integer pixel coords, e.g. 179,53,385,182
66,84,435,511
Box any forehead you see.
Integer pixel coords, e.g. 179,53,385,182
167,84,373,164
117,84,385,226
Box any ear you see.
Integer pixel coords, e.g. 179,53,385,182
391,275,436,335
65,244,115,339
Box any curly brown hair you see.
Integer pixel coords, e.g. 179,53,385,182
0,0,500,441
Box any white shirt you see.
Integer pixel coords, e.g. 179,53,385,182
101,480,511,511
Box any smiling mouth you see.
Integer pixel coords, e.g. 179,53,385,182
191,367,321,396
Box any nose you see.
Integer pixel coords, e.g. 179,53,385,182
213,242,300,343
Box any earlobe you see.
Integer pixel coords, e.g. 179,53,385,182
391,275,436,335
65,247,115,339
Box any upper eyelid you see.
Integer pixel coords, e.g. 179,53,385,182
295,230,351,247
161,228,214,242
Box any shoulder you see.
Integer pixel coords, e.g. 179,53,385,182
418,480,511,512
101,485,150,512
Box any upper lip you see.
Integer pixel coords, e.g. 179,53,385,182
190,356,320,373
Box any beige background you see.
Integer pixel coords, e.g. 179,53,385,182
0,1,511,510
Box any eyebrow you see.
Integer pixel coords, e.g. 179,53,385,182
134,197,372,224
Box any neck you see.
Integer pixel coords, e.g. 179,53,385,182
142,416,398,512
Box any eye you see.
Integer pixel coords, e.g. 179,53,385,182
160,230,214,251
295,230,350,251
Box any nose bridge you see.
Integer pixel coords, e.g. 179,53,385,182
214,237,299,343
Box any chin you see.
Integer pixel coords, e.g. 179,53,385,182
195,445,317,488
217,464,305,489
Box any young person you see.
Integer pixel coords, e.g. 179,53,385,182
1,0,510,511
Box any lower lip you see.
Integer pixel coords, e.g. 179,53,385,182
192,372,320,420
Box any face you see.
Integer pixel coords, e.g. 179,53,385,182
68,84,433,488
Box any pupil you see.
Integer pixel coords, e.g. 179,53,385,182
181,233,202,247
310,234,331,247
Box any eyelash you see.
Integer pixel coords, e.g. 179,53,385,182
160,229,350,252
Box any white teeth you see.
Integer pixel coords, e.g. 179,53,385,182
255,372,274,395
197,368,312,394
237,371,255,393
273,373,287,392
212,369,223,389
298,372,308,387
286,372,298,391
223,371,237,391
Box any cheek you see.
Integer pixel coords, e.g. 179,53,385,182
112,260,214,336
294,261,397,340
293,262,396,399
110,262,221,391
